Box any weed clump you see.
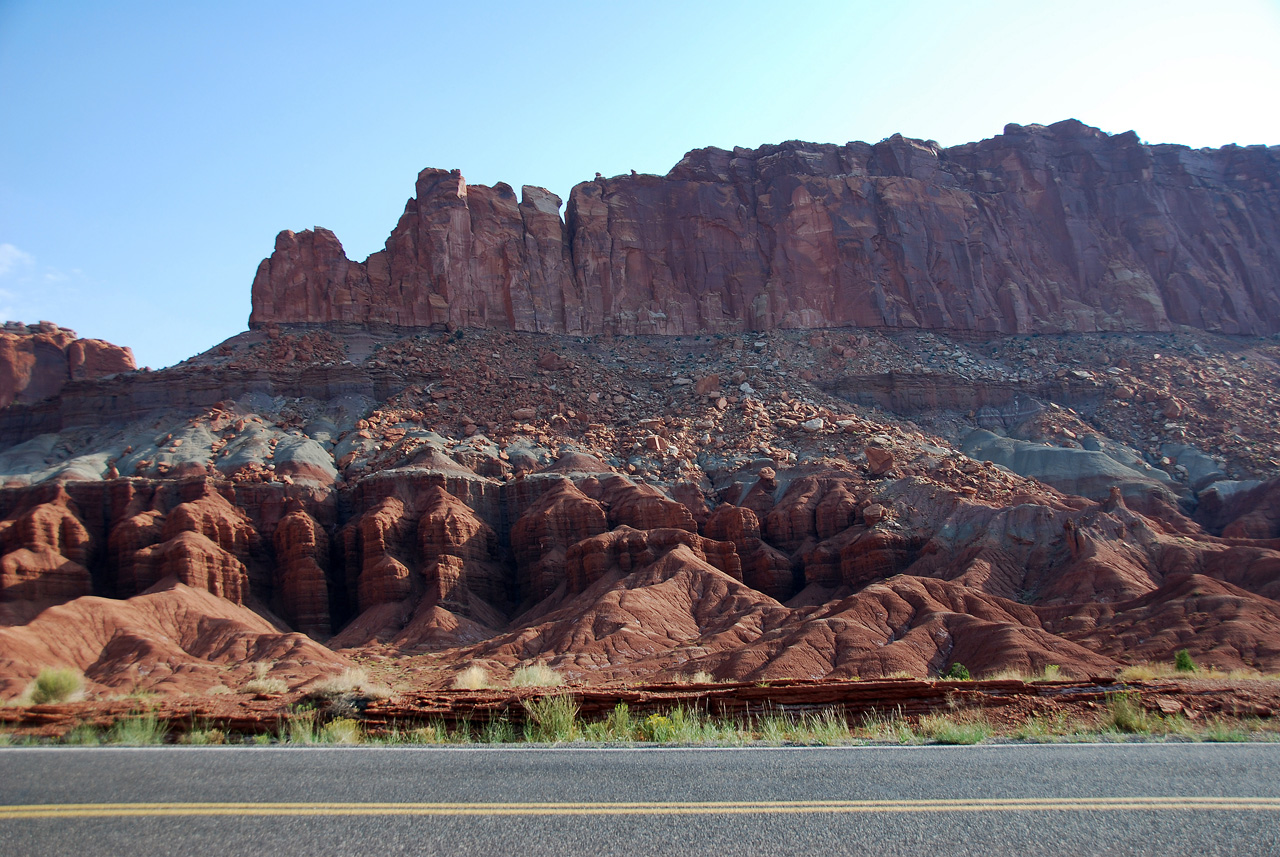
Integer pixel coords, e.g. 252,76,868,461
61,723,102,745
29,668,83,705
602,703,636,740
481,717,515,743
857,708,919,743
180,725,227,745
1105,692,1156,734
522,695,579,742
918,711,990,744
801,708,851,745
108,714,167,745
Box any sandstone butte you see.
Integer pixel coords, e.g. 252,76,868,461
251,119,1280,338
2,119,1280,713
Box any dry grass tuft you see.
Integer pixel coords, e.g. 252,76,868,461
243,677,288,695
452,664,493,690
319,717,365,744
312,668,392,699
510,664,564,688
985,664,1065,682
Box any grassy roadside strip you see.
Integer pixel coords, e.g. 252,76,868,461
2,694,1279,747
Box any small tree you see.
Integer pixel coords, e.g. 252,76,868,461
942,663,971,681
1174,649,1198,673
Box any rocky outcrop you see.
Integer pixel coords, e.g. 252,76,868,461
342,496,415,613
112,484,253,604
417,485,506,606
704,504,793,600
0,322,134,408
565,525,741,594
0,486,92,602
273,504,332,637
251,121,1280,337
510,478,609,602
250,175,580,333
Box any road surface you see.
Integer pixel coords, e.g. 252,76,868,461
2,743,1278,856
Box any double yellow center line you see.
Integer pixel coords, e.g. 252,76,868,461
2,797,1279,819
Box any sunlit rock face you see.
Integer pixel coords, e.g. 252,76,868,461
251,120,1280,337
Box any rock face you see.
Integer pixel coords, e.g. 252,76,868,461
113,484,253,604
273,504,332,637
0,322,135,408
251,120,1280,337
0,486,91,602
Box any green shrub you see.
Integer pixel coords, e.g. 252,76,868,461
60,723,102,745
29,668,83,705
942,663,971,681
107,714,167,745
919,712,990,744
1174,649,1198,673
1106,692,1156,734
481,717,515,743
522,695,579,742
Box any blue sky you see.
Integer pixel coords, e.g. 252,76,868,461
2,0,1278,368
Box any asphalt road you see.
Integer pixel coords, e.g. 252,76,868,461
1,743,1278,856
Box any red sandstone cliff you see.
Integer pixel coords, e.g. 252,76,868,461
250,120,1280,337
0,322,135,408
